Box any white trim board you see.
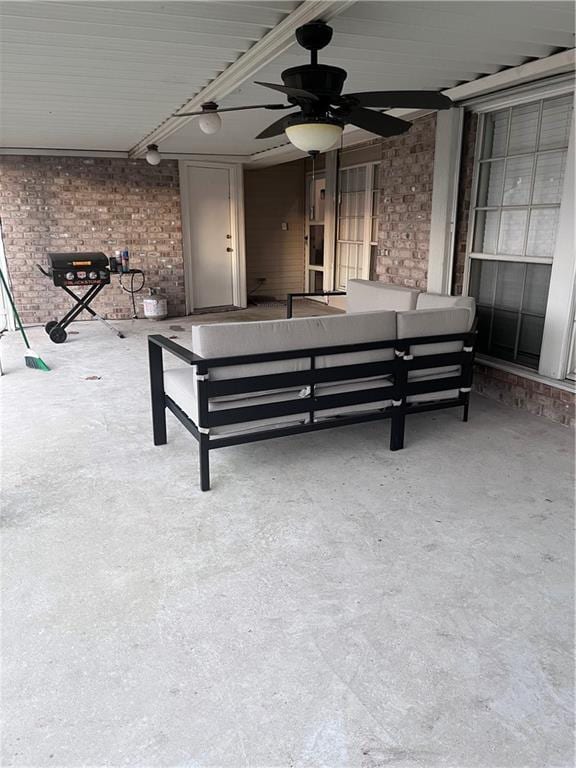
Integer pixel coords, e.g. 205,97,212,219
540,109,576,379
461,72,575,112
427,108,464,295
0,148,253,163
0,148,130,158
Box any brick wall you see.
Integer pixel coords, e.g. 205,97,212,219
475,364,575,427
244,160,306,299
0,156,185,323
375,113,436,289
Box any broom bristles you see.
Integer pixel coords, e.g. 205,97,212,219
25,350,50,371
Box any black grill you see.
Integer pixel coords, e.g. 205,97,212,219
37,252,124,344
48,252,110,287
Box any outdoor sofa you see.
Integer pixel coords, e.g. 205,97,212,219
148,280,477,491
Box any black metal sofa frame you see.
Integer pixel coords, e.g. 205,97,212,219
149,325,476,491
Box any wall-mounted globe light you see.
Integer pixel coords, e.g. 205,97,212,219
145,144,162,165
198,102,223,135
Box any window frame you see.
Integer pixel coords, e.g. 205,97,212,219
463,78,575,380
334,161,378,290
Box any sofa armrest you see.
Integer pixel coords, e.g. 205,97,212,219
148,334,204,366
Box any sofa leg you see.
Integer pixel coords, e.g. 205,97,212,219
199,437,210,492
149,340,167,446
462,394,470,423
390,412,405,451
153,407,167,446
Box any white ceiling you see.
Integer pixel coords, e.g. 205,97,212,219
0,0,299,151
0,1,574,156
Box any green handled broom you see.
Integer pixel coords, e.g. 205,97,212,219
0,264,50,371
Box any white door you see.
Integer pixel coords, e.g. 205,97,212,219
184,164,234,310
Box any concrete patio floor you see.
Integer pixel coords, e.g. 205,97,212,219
1,307,574,768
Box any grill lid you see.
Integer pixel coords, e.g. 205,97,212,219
48,252,109,270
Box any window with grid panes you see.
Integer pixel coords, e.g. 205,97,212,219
335,164,379,291
469,94,573,368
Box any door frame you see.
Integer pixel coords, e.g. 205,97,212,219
179,160,246,313
304,170,326,293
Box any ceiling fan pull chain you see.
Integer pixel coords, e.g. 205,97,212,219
310,153,316,221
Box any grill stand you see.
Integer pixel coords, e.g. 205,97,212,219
38,265,125,343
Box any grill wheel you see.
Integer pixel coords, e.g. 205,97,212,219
49,326,67,344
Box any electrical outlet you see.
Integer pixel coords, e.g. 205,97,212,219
281,222,288,231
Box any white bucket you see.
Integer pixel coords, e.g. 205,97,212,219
143,295,168,320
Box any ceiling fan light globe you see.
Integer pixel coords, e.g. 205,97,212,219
285,121,342,153
145,145,161,165
198,112,222,135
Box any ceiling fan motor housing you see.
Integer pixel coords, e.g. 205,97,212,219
295,20,333,51
281,65,347,100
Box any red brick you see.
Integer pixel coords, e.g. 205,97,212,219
0,156,185,322
374,114,436,290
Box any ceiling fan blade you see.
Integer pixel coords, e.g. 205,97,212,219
174,104,290,117
343,91,453,110
343,108,412,138
255,112,298,139
254,81,319,102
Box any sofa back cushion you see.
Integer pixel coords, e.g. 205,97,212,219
416,293,476,327
397,307,471,354
346,279,420,313
191,311,397,381
397,307,471,382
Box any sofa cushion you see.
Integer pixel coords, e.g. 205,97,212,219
416,293,476,327
397,307,471,353
405,370,460,404
314,378,393,419
191,311,397,383
397,307,470,384
346,279,420,313
164,368,309,436
164,368,394,434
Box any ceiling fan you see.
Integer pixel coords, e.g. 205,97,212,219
164,20,453,158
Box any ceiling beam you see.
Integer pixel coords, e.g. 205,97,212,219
248,48,575,167
0,147,253,163
128,0,357,158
